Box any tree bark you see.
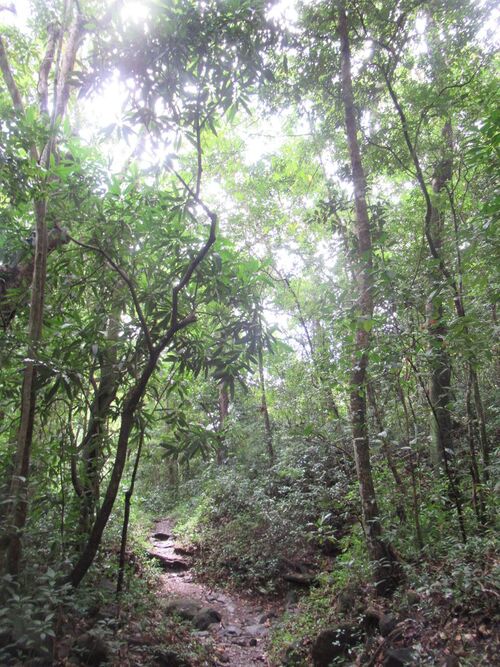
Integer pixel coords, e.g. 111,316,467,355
78,307,121,536
69,354,158,587
216,381,229,464
258,347,274,464
6,205,47,575
116,421,145,594
427,120,454,468
0,6,83,575
338,2,400,596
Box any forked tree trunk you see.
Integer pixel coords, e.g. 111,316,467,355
338,2,400,595
69,354,159,587
78,306,121,536
69,201,216,587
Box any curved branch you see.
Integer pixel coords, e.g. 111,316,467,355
68,235,154,355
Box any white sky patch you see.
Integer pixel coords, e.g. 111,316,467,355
240,114,290,165
352,39,373,76
314,239,337,277
415,14,427,34
476,5,500,48
275,245,304,274
266,0,300,32
1,1,28,28
121,0,151,27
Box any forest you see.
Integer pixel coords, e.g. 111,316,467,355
0,0,498,665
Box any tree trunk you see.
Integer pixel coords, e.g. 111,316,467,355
6,200,47,574
216,381,229,464
0,7,83,575
466,372,485,525
78,307,121,536
367,383,406,523
338,2,400,596
427,120,454,468
117,422,145,594
69,354,159,588
258,347,274,464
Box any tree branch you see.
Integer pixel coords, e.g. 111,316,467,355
68,235,154,356
0,36,24,113
37,23,59,116
54,7,84,120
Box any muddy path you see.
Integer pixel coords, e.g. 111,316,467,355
150,519,285,667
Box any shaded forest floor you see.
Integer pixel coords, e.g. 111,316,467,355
11,510,498,667
151,518,285,666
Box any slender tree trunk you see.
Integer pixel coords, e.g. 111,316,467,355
466,372,485,525
69,354,159,587
216,381,229,464
427,121,454,468
396,378,424,549
6,200,48,574
367,383,406,523
0,5,83,574
117,422,145,595
258,347,274,464
79,307,121,536
338,2,400,596
470,369,490,481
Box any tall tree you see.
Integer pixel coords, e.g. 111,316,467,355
337,1,400,594
0,1,84,574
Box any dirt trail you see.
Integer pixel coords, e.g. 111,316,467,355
151,519,283,667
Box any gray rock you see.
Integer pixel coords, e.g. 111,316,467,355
311,624,363,667
148,551,190,571
283,572,315,586
245,624,268,637
155,648,192,667
163,597,202,621
379,613,398,637
193,607,222,630
153,532,170,540
259,611,277,623
231,637,247,646
174,545,195,556
383,647,418,667
224,625,241,636
73,633,109,666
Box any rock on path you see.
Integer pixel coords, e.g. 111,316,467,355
152,519,281,667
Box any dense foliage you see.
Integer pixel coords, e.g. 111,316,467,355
0,0,498,665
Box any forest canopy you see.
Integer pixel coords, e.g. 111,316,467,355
0,1,498,665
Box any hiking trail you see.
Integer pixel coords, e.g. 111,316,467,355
150,519,285,667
